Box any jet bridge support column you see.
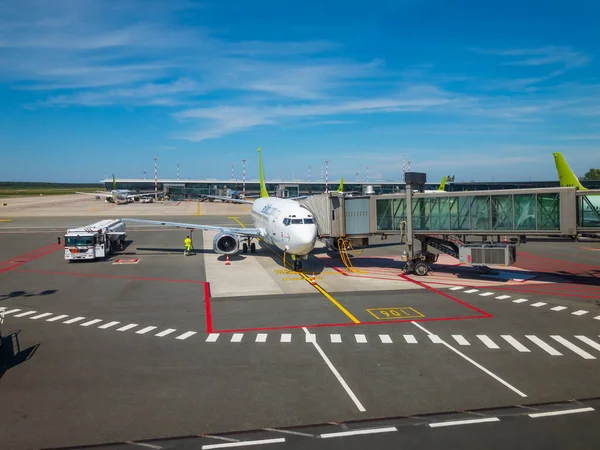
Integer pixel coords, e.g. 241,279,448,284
403,172,434,276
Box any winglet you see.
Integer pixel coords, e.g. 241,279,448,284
553,152,586,190
437,176,447,192
112,173,116,191
258,147,269,198
337,176,344,193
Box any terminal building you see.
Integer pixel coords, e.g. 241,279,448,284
103,178,600,200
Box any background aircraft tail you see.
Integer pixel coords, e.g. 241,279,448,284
553,152,587,190
258,147,269,198
337,177,344,193
437,176,447,191
112,174,116,191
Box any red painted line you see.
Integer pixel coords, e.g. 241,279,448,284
205,283,213,333
399,274,493,318
15,268,208,284
0,243,61,267
176,201,182,206
0,244,62,274
211,314,491,334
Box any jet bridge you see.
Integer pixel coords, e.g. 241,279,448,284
300,184,600,275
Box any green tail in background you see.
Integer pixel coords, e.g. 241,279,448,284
112,174,116,191
337,176,344,193
437,176,447,191
553,152,587,190
258,147,269,198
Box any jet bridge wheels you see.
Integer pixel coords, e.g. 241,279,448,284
414,261,429,276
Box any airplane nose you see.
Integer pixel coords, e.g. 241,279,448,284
289,225,318,255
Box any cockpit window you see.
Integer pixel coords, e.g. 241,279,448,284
291,219,303,224
303,218,314,224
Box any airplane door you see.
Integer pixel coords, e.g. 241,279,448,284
272,210,281,241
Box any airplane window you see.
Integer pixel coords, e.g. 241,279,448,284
291,219,303,224
303,218,314,224
283,218,290,226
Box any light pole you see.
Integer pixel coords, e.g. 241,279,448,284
153,157,158,201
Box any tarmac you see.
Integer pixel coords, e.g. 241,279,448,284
0,196,599,449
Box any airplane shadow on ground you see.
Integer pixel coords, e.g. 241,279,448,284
0,330,39,380
0,289,58,304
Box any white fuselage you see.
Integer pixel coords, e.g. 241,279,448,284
250,197,318,256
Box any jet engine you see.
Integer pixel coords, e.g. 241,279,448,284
213,232,239,254
325,237,340,252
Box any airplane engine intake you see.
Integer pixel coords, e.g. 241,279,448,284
213,232,239,254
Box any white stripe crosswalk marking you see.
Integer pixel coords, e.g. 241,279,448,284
206,333,219,342
575,336,600,352
98,321,120,329
449,286,464,290
64,316,86,324
14,311,37,317
429,334,443,344
355,334,367,344
255,333,267,343
176,331,197,340
30,312,53,320
478,335,500,349
501,335,530,352
452,335,470,346
495,295,511,299
231,333,243,342
3,309,22,315
464,289,479,293
81,319,103,327
550,336,595,359
305,333,316,343
513,299,528,303
551,306,568,311
135,326,157,334
531,302,547,307
404,334,417,344
572,310,589,316
155,328,176,337
479,292,495,296
594,315,600,320
47,314,68,322
526,335,562,356
330,334,342,343
117,323,138,331
280,333,291,343
379,334,392,344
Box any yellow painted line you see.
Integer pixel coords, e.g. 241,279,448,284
0,219,12,222
194,201,202,216
366,307,424,320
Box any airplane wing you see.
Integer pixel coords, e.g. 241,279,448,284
76,192,113,197
121,218,264,237
200,194,254,204
125,192,155,199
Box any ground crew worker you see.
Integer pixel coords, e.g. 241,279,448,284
184,235,192,256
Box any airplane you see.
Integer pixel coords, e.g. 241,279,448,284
77,174,157,204
121,148,319,271
553,152,600,226
423,176,447,193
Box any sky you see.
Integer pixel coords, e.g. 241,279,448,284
1,0,599,183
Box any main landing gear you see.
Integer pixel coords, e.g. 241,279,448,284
241,239,257,254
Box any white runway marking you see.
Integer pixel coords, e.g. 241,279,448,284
495,295,511,300
30,312,53,320
99,321,120,329
302,327,366,412
452,335,470,346
528,407,594,418
14,311,37,317
81,319,103,327
575,336,600,352
550,306,568,311
320,427,397,438
64,316,85,324
330,334,342,343
202,438,285,449
513,299,528,303
479,292,495,297
47,314,68,322
2,309,21,315
478,335,500,349
531,302,547,307
136,326,157,334
206,333,220,342
429,417,500,428
280,333,291,343
501,335,530,352
429,335,443,344
155,328,177,337
176,331,197,340
379,334,392,344
525,335,562,356
305,333,316,343
355,334,367,344
594,315,600,320
550,336,595,359
413,322,527,398
231,333,243,342
449,286,464,290
117,323,138,331
464,289,479,293
404,334,417,344
255,333,267,343
572,310,589,316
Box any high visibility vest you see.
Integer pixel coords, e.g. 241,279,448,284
184,238,192,247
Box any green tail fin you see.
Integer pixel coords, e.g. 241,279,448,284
258,147,269,198
437,176,447,191
112,173,116,190
553,152,586,190
337,176,344,193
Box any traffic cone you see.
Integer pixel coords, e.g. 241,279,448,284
225,255,231,265
311,272,316,285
